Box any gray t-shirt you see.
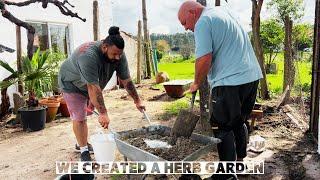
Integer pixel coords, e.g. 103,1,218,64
58,41,130,96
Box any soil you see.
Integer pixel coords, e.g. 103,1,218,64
123,132,204,161
0,81,319,180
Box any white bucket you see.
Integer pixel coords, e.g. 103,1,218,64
90,133,116,162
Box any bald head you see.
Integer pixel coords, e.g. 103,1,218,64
178,0,204,32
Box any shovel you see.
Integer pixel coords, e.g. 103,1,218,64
170,91,200,144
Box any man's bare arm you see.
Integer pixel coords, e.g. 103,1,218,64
120,78,140,103
87,84,107,114
194,53,212,85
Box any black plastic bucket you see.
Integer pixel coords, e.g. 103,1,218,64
18,106,47,131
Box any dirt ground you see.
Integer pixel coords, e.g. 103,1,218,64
0,83,319,180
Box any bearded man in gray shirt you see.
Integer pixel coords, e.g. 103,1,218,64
59,26,145,162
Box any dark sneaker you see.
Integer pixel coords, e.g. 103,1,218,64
75,143,94,154
80,151,92,162
58,174,94,180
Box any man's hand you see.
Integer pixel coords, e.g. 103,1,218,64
135,101,146,113
87,101,95,116
98,113,110,129
189,83,200,93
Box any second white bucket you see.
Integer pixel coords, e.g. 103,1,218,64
90,133,116,162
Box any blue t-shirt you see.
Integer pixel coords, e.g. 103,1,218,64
194,6,263,89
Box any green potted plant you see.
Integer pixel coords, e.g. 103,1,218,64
46,51,70,117
47,50,66,95
0,49,55,130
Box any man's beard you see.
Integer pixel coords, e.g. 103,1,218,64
104,53,117,63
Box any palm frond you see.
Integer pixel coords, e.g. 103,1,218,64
31,48,40,70
0,78,19,89
22,56,32,73
0,60,17,75
38,51,49,69
24,69,49,81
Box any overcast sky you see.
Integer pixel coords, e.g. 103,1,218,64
110,0,315,35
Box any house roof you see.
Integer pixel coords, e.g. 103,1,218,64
0,44,15,53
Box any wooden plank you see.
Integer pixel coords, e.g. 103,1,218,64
283,105,309,128
276,85,290,109
250,109,263,119
286,112,305,131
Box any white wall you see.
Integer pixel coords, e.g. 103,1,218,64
0,0,112,106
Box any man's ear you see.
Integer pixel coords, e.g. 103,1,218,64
189,9,196,15
101,44,108,51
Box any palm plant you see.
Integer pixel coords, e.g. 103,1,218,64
0,49,52,107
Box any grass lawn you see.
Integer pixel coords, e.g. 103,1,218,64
266,60,312,95
158,54,312,95
158,62,194,80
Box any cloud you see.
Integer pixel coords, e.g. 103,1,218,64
150,25,171,34
110,0,315,35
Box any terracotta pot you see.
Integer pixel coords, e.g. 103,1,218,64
49,95,62,114
39,99,60,123
59,98,70,117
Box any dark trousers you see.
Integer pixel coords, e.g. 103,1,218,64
210,80,259,161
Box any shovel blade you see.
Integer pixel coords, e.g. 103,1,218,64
170,109,200,140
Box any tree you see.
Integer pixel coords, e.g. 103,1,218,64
252,0,270,99
180,45,192,60
292,23,313,59
156,40,170,53
260,19,284,67
268,0,304,104
155,39,170,60
150,32,195,53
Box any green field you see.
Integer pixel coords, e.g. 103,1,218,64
158,55,312,95
158,62,194,80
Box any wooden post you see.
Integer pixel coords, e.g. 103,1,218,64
252,0,270,100
215,0,220,6
16,25,23,95
196,0,211,133
142,0,152,78
93,0,99,41
310,0,320,141
137,20,142,84
148,30,155,76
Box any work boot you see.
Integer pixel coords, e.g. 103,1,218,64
80,151,92,162
75,143,94,154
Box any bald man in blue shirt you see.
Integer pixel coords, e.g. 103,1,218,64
178,1,262,179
